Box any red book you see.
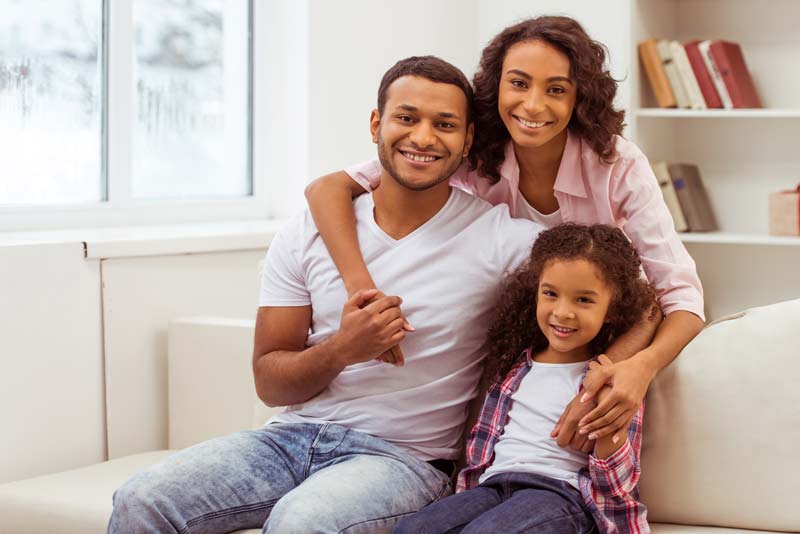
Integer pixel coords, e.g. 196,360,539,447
708,40,762,108
684,40,722,108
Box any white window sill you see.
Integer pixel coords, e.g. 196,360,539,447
0,219,288,258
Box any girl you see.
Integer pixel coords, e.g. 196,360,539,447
305,16,704,442
394,223,654,534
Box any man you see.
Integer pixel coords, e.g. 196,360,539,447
108,56,541,533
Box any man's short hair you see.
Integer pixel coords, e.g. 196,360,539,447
377,56,474,123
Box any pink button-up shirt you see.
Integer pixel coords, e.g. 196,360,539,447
345,131,704,320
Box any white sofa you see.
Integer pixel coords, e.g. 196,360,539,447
1,300,799,534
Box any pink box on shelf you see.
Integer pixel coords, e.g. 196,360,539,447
769,185,800,236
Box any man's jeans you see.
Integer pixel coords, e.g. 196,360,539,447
393,472,595,534
108,422,452,534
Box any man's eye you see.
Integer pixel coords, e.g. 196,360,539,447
397,115,414,123
438,122,455,129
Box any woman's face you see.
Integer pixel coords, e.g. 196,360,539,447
497,40,577,152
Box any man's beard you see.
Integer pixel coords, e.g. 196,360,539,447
376,133,464,192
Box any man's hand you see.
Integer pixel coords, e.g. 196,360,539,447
330,289,406,367
577,354,656,441
551,391,596,453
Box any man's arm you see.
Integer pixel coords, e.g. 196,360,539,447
253,289,405,407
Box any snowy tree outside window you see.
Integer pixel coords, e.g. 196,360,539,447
0,0,252,207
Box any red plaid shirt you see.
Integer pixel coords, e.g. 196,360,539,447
457,348,649,534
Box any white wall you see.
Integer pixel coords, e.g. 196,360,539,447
306,0,480,178
0,243,105,483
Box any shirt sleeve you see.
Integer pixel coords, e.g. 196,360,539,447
343,159,382,192
586,405,648,533
259,218,310,307
609,153,705,321
343,159,479,194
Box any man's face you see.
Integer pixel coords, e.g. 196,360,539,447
371,76,474,191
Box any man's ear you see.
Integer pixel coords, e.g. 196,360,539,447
463,122,475,157
370,109,381,144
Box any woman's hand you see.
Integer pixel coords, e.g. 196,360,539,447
361,289,414,366
577,354,655,441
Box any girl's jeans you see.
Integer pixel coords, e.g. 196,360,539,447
108,422,451,534
393,472,596,534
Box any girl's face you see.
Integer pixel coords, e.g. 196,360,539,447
497,40,577,153
536,258,612,361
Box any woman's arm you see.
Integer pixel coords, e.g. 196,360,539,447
305,171,374,295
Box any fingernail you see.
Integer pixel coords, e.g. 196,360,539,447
578,428,588,435
588,433,597,440
580,393,589,403
407,325,416,332
612,434,619,444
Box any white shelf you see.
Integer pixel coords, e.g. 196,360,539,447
636,109,800,119
679,232,800,246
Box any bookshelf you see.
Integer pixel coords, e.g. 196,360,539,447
628,0,800,317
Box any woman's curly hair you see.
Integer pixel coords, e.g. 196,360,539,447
469,16,626,183
484,223,655,382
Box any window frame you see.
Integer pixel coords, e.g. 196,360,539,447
0,0,279,232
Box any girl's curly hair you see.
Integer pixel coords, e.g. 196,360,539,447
469,16,626,183
484,223,655,382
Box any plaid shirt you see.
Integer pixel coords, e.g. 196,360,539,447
457,348,649,534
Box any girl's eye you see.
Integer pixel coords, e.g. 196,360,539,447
542,289,557,298
577,297,594,304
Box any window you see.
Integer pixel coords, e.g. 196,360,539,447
0,0,272,230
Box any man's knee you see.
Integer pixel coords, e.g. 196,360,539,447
108,475,174,534
264,493,328,534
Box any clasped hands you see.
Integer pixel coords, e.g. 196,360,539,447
551,354,656,453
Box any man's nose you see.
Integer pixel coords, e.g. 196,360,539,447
409,121,436,149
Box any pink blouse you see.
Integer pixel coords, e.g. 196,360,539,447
344,131,704,320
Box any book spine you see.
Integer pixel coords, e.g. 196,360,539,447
638,39,677,108
657,40,691,108
709,41,762,109
670,41,706,110
668,163,718,232
684,41,722,108
652,161,689,231
698,40,733,109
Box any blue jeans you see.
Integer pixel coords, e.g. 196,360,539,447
108,422,452,534
393,472,595,534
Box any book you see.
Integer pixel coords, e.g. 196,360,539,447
638,39,677,108
652,162,689,232
657,39,691,108
698,40,733,109
668,163,719,232
684,40,722,108
708,40,762,108
669,41,706,110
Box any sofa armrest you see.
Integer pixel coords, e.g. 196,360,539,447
167,317,281,449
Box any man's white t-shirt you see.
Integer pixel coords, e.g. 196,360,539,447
259,188,542,461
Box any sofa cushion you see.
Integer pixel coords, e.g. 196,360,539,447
0,451,259,534
640,298,800,532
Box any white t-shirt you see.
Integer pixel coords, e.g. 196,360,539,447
514,192,563,227
480,360,590,488
259,188,542,460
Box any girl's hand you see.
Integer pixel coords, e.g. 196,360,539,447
577,354,655,440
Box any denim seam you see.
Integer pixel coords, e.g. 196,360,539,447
179,498,278,534
524,510,592,532
304,423,329,478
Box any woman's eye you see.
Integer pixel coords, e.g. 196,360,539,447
510,79,527,88
549,86,566,94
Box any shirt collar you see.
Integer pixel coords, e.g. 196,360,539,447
501,130,588,200
553,130,588,199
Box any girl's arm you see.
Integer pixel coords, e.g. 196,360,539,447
304,170,374,295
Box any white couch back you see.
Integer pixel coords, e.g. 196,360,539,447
640,298,800,532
